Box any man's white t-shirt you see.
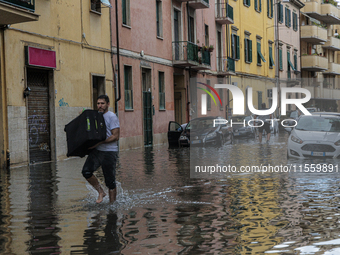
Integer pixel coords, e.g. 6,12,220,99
96,111,120,152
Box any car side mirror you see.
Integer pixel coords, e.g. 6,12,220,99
284,127,292,134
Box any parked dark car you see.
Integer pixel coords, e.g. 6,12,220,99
231,115,255,138
168,116,232,147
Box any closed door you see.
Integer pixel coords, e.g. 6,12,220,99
27,69,51,163
142,71,153,146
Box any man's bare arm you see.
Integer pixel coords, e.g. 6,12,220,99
89,128,120,149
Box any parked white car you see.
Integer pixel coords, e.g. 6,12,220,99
287,114,340,159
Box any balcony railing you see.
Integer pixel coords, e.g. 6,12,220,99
172,41,199,67
0,0,35,12
302,0,340,24
322,36,340,50
301,25,327,44
192,49,211,70
216,57,235,74
301,54,328,71
215,3,233,24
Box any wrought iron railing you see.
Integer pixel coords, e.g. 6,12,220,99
1,0,35,12
172,41,199,63
217,57,235,72
201,50,211,66
216,2,233,20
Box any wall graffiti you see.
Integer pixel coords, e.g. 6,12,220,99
28,114,48,146
59,98,69,107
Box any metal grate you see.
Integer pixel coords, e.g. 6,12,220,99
301,144,335,152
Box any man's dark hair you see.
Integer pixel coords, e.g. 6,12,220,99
98,95,109,103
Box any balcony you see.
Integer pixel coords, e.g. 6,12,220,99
172,41,199,67
304,86,340,99
300,25,327,44
217,57,236,75
301,54,328,71
323,62,340,75
302,1,340,24
192,49,211,70
0,0,39,25
215,3,233,24
188,0,209,9
322,36,340,50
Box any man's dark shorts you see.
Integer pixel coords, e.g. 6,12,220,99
82,149,118,189
258,122,271,134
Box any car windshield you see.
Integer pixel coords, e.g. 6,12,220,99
295,116,340,132
187,119,215,130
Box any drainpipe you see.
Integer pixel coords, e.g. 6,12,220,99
114,0,121,114
275,0,280,116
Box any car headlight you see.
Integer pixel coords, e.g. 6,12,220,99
335,140,340,146
180,135,187,140
291,135,303,144
206,133,216,139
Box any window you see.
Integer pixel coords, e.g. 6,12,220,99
159,72,165,110
188,9,195,43
205,24,209,46
244,36,252,63
156,0,163,37
92,75,105,110
122,0,131,26
267,0,273,18
255,0,261,12
231,34,240,60
91,0,101,13
269,43,274,68
293,12,298,31
279,45,283,70
294,50,298,70
207,80,211,111
124,66,133,110
285,7,291,27
258,91,263,110
257,40,266,66
244,0,250,7
278,3,283,23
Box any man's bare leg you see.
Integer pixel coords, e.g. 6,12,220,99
86,175,106,203
266,133,271,142
109,188,117,203
258,132,263,143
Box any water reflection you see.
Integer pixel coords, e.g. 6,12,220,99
1,132,340,254
26,162,61,254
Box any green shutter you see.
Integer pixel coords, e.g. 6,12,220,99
248,0,251,6
232,35,235,58
236,35,240,60
279,48,282,70
280,4,283,22
245,38,248,62
122,0,126,25
249,40,252,62
259,0,262,12
255,0,258,10
289,9,291,27
287,51,290,71
285,8,287,26
294,54,297,70
269,46,274,67
267,0,269,16
271,0,273,17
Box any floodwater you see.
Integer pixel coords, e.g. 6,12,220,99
1,132,340,254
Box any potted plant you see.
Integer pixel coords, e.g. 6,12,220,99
208,45,214,52
202,45,208,51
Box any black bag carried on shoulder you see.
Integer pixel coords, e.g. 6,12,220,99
64,110,106,157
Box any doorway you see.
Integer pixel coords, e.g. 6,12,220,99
142,69,153,146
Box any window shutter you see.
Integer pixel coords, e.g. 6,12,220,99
271,0,273,17
294,54,297,70
267,0,269,16
236,35,240,60
280,4,283,22
245,38,248,62
249,40,252,62
285,8,287,26
255,0,258,10
259,0,262,12
248,0,251,6
269,46,272,67
122,0,126,24
232,35,235,59
289,9,291,27
279,48,282,70
287,51,290,70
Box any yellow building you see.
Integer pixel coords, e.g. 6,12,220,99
228,0,276,114
1,0,113,166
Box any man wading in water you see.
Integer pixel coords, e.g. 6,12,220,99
81,95,120,203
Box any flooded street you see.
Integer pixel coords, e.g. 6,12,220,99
1,132,340,254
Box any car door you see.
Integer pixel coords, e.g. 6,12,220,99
168,121,183,147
